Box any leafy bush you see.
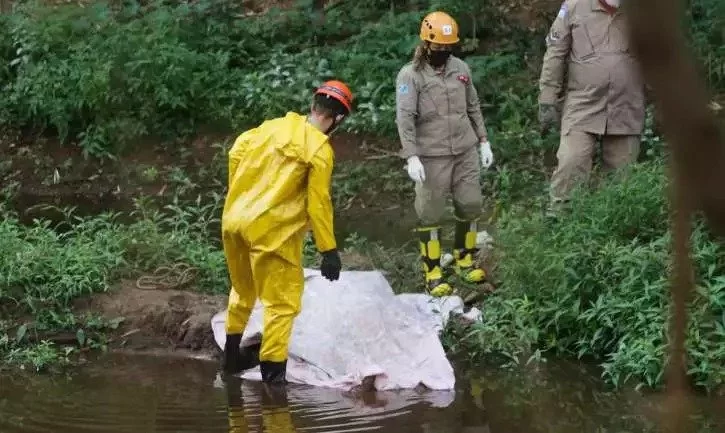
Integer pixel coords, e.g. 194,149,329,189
0,0,539,158
2,0,251,156
0,193,227,320
687,0,725,93
460,160,725,391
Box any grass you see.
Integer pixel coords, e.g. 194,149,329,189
1,0,725,397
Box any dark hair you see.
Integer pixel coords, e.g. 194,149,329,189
312,93,349,117
413,41,430,70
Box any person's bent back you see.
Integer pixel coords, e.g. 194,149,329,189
224,112,335,255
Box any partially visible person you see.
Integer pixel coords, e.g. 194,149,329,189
539,0,645,213
395,11,494,297
220,80,354,385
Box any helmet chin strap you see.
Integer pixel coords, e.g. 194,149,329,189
325,114,345,135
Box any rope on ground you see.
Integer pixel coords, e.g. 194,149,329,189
135,263,199,291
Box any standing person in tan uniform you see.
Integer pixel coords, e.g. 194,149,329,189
395,11,494,297
539,0,645,211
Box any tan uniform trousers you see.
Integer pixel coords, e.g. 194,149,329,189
415,145,483,225
550,130,641,202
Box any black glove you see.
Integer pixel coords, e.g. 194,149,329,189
320,249,341,281
538,103,560,135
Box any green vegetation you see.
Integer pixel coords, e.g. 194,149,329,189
1,0,725,396
455,161,725,390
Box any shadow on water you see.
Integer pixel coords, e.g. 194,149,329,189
1,353,724,432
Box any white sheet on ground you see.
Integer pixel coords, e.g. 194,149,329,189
211,269,482,392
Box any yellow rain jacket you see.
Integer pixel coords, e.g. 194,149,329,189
222,111,336,363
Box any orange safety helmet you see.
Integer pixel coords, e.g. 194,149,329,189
315,80,354,114
419,11,459,45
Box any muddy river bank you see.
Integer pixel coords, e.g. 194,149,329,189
1,352,724,432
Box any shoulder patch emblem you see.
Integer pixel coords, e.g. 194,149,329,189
398,83,409,94
457,74,470,84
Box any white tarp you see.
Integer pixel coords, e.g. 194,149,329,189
211,269,482,392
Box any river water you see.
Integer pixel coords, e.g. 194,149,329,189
1,352,723,432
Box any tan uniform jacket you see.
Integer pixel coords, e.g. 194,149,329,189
395,55,488,159
539,0,646,135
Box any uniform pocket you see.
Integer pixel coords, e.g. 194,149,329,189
612,16,630,53
419,81,447,119
571,21,595,60
447,78,468,114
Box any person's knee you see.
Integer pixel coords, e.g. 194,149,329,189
606,138,641,168
415,194,446,225
454,195,483,221
269,301,301,318
556,131,594,170
260,273,303,317
225,306,251,333
416,207,446,226
557,147,591,173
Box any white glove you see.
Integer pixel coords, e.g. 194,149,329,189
405,156,426,183
480,140,494,169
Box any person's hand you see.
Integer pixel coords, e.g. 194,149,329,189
320,249,341,281
479,140,494,169
538,103,560,134
405,156,425,183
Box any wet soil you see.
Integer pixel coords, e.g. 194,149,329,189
74,281,227,358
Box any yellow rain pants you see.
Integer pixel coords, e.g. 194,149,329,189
222,111,337,363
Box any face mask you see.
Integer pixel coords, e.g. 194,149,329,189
428,50,451,67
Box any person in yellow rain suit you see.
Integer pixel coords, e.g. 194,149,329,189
220,80,354,385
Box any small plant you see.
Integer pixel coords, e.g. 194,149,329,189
139,165,160,184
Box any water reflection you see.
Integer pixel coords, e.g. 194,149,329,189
1,353,724,432
218,373,462,432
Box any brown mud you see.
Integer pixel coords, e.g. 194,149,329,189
75,281,226,358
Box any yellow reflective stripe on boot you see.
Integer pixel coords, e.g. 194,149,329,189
454,247,486,283
464,223,477,250
460,267,485,283
417,226,453,297
453,220,486,284
430,281,453,297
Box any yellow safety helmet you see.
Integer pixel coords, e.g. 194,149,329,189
419,11,459,45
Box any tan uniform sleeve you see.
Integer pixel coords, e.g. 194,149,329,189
307,142,337,253
463,63,488,140
539,0,573,105
395,67,419,159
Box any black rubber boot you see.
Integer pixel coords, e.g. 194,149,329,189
260,360,288,385
222,334,242,374
453,219,485,283
416,226,453,297
222,335,261,375
238,342,261,370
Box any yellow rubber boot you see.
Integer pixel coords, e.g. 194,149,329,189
416,226,453,297
453,220,486,283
